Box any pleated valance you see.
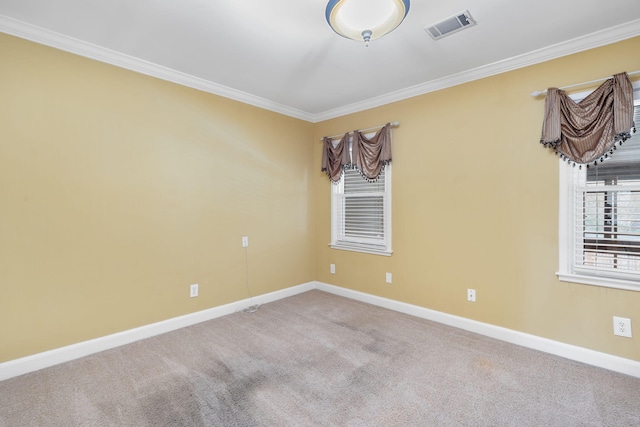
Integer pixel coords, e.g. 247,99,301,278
321,123,392,183
540,72,635,166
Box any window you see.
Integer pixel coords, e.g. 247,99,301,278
558,95,640,290
330,137,392,256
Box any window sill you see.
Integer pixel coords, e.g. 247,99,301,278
330,243,392,257
557,272,640,292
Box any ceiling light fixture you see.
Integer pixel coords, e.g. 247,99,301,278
325,0,410,47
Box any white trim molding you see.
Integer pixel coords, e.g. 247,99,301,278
0,282,315,382
313,19,640,121
315,282,640,378
1,14,639,123
1,281,639,382
0,15,316,123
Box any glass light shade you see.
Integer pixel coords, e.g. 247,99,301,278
326,0,410,44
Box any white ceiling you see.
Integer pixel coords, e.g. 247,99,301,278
1,0,640,122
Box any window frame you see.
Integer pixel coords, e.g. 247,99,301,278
330,136,392,257
557,85,640,291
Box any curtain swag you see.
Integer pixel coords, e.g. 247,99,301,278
321,123,392,183
540,72,635,167
321,133,350,183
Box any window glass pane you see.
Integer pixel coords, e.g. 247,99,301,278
578,103,640,277
342,169,385,242
344,196,384,238
586,105,640,184
331,163,391,254
344,169,385,193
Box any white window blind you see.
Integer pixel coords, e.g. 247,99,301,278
336,167,387,242
331,169,392,256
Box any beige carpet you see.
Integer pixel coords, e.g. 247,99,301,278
1,290,639,426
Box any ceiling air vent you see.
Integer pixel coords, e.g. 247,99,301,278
425,10,476,40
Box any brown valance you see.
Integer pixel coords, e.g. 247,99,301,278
321,133,350,183
352,123,392,181
540,72,635,165
321,123,392,183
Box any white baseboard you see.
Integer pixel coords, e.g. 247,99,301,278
2,280,638,382
314,281,640,378
0,281,315,382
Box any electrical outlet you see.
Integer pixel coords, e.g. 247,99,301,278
386,272,392,284
242,236,249,247
190,284,199,298
467,289,476,302
613,316,632,338
330,264,335,274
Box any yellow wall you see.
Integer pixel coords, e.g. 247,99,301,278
2,31,639,364
0,34,315,362
314,36,640,361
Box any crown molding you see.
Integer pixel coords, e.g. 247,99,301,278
0,15,316,123
2,14,639,123
313,18,640,122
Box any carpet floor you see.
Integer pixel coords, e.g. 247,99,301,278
1,290,639,426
